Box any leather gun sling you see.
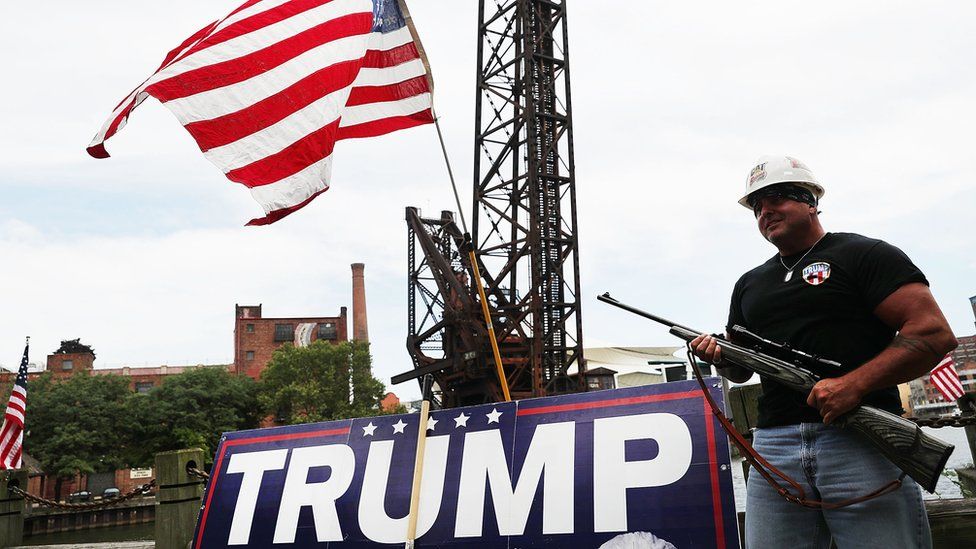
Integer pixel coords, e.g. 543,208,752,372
686,346,904,510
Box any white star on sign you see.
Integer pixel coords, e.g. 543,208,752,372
363,422,377,437
486,408,502,424
427,417,439,431
454,412,470,428
392,419,408,434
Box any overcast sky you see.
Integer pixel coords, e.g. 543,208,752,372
2,1,974,400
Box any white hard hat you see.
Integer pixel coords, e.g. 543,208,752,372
739,155,825,209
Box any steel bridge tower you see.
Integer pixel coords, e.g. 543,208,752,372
472,0,584,398
399,0,585,406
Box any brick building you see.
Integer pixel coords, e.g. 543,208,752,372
0,338,232,393
232,263,371,379
233,304,348,379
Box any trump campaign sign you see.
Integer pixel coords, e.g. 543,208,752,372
192,380,739,548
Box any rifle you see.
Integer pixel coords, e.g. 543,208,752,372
598,292,953,494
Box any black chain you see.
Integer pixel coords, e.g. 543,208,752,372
186,465,210,481
8,479,156,511
907,414,976,429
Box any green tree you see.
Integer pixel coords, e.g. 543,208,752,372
260,340,390,424
130,367,262,466
25,372,136,499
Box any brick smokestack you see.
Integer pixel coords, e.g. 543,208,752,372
351,263,369,342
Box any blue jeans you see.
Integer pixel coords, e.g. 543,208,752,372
746,423,931,548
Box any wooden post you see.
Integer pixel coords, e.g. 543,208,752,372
0,469,28,547
155,448,206,549
965,424,976,465
728,383,763,481
404,400,431,549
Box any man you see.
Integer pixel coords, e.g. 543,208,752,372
691,155,957,549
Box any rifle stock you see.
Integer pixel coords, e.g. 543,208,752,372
837,407,952,493
598,292,954,493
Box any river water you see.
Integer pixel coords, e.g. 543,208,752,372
20,523,153,546
729,425,974,511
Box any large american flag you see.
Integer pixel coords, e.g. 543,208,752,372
0,342,29,470
929,353,965,402
88,0,434,225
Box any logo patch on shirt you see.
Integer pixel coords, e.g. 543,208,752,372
802,262,831,285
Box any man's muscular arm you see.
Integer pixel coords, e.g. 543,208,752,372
806,282,958,424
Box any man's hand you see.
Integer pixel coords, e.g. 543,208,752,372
690,334,752,383
690,333,723,364
806,376,864,425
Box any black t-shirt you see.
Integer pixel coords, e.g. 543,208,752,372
726,232,928,427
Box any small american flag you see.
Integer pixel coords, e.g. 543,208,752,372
0,341,29,470
929,353,964,402
88,0,434,226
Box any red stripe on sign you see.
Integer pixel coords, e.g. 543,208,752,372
247,187,330,226
345,75,430,107
704,399,727,549
226,119,340,187
516,390,703,416
336,108,433,140
148,12,373,101
362,41,421,68
185,59,361,150
194,426,350,548
224,426,350,447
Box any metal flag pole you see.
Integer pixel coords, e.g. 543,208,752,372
433,116,511,402
434,116,468,235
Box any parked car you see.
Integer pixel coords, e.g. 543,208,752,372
67,490,91,503
102,487,121,499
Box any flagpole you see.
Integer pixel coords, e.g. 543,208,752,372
404,375,434,549
433,116,468,234
403,399,430,549
432,117,511,403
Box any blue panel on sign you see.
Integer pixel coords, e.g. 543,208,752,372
192,380,739,548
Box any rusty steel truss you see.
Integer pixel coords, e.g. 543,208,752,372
399,0,585,406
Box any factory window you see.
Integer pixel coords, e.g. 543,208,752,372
318,322,337,340
246,323,255,333
246,351,255,361
135,381,154,394
274,324,294,342
62,360,73,371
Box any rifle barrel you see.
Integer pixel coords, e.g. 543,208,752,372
597,293,702,335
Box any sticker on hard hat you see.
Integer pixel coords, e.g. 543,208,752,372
802,262,831,286
749,163,766,186
787,157,809,170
